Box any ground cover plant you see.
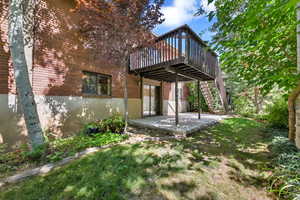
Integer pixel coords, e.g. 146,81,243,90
0,115,127,179
2,118,294,200
267,129,300,199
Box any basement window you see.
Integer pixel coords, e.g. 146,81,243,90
82,71,112,96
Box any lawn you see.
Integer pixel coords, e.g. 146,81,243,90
0,118,278,200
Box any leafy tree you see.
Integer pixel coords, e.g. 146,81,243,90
225,73,285,117
75,0,164,131
8,0,44,148
225,74,265,115
198,0,299,140
212,0,298,93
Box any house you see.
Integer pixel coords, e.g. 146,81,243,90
0,1,226,148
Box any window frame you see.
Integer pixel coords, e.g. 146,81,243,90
82,71,112,97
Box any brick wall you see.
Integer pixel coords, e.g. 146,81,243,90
0,0,190,101
0,0,191,148
32,0,141,98
0,0,15,95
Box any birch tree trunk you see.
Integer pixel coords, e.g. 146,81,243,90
294,3,300,146
8,0,44,147
288,82,300,141
122,57,129,133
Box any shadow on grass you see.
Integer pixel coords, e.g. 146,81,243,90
0,143,183,200
164,118,278,190
0,118,278,200
180,118,273,170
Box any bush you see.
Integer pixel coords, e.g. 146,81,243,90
265,97,288,129
269,136,298,155
23,144,48,161
83,115,125,135
99,115,125,134
83,122,101,135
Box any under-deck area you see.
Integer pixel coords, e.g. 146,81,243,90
130,25,221,125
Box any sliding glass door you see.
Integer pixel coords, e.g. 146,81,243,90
143,84,161,117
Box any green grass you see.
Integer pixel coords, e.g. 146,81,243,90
0,118,277,200
0,133,128,179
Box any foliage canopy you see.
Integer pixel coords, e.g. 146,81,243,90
205,0,299,95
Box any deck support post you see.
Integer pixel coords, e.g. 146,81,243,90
197,80,201,119
140,76,144,118
160,81,164,115
175,72,179,125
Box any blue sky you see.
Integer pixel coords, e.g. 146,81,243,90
153,0,216,43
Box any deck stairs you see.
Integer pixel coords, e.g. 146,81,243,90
199,81,215,113
200,77,228,113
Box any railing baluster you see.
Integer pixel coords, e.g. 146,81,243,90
137,51,139,69
166,37,168,62
157,41,159,64
171,35,174,61
195,41,197,67
159,40,162,63
154,43,157,65
162,40,164,63
176,31,179,59
192,39,195,65
157,42,159,65
146,47,148,67
166,37,169,62
175,32,177,60
144,48,146,68
149,47,151,67
197,42,200,67
168,37,171,61
148,47,150,67
178,30,182,58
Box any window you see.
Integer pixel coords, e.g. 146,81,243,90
82,71,112,96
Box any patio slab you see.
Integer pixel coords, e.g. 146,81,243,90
129,113,229,136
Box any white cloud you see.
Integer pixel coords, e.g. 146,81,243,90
201,0,216,12
160,0,216,28
161,0,197,27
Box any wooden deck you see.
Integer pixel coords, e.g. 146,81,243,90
129,25,218,82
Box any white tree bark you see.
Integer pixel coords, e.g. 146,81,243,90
8,0,44,147
122,56,129,133
123,66,129,133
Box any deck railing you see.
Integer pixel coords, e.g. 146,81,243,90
130,25,218,79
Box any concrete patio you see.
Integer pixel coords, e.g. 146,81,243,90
129,113,229,136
